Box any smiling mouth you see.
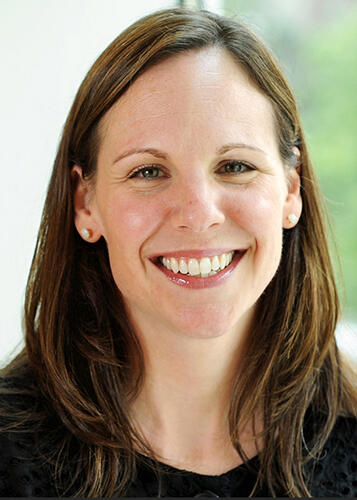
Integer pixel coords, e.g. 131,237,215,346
159,251,235,278
151,250,246,289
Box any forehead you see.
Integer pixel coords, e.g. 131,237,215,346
99,47,279,159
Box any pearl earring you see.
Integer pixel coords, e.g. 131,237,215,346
288,214,298,224
81,228,91,239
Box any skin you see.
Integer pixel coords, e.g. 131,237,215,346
73,47,302,473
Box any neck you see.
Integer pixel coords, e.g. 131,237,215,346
129,309,258,471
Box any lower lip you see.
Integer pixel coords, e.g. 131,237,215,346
153,251,246,289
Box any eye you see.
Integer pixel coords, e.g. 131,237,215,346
129,165,166,179
218,160,254,174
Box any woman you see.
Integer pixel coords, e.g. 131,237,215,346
1,7,356,498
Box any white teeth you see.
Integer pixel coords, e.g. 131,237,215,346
219,254,226,270
199,257,211,275
179,258,188,274
160,251,236,277
170,257,179,273
226,253,232,266
188,258,200,276
211,255,220,271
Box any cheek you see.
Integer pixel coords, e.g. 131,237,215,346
228,184,285,232
99,192,167,251
226,185,285,277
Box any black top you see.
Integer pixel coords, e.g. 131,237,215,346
0,412,357,497
1,366,357,498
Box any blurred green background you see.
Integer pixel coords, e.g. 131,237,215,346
223,0,357,324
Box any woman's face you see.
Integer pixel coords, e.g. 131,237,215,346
74,47,301,339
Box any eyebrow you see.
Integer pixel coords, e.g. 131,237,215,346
113,142,267,165
114,147,168,164
217,142,267,156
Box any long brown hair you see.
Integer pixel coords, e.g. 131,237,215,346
1,7,356,497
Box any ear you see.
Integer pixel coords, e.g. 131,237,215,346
282,166,303,229
71,165,102,242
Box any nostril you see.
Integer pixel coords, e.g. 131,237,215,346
171,210,225,233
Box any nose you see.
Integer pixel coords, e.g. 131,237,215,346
169,175,225,233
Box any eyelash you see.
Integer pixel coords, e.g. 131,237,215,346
128,160,255,180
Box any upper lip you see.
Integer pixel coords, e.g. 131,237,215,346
148,248,246,260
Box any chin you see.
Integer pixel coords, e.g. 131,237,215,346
168,303,252,339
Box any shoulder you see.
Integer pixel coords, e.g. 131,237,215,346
306,414,357,497
0,428,57,497
0,367,58,496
